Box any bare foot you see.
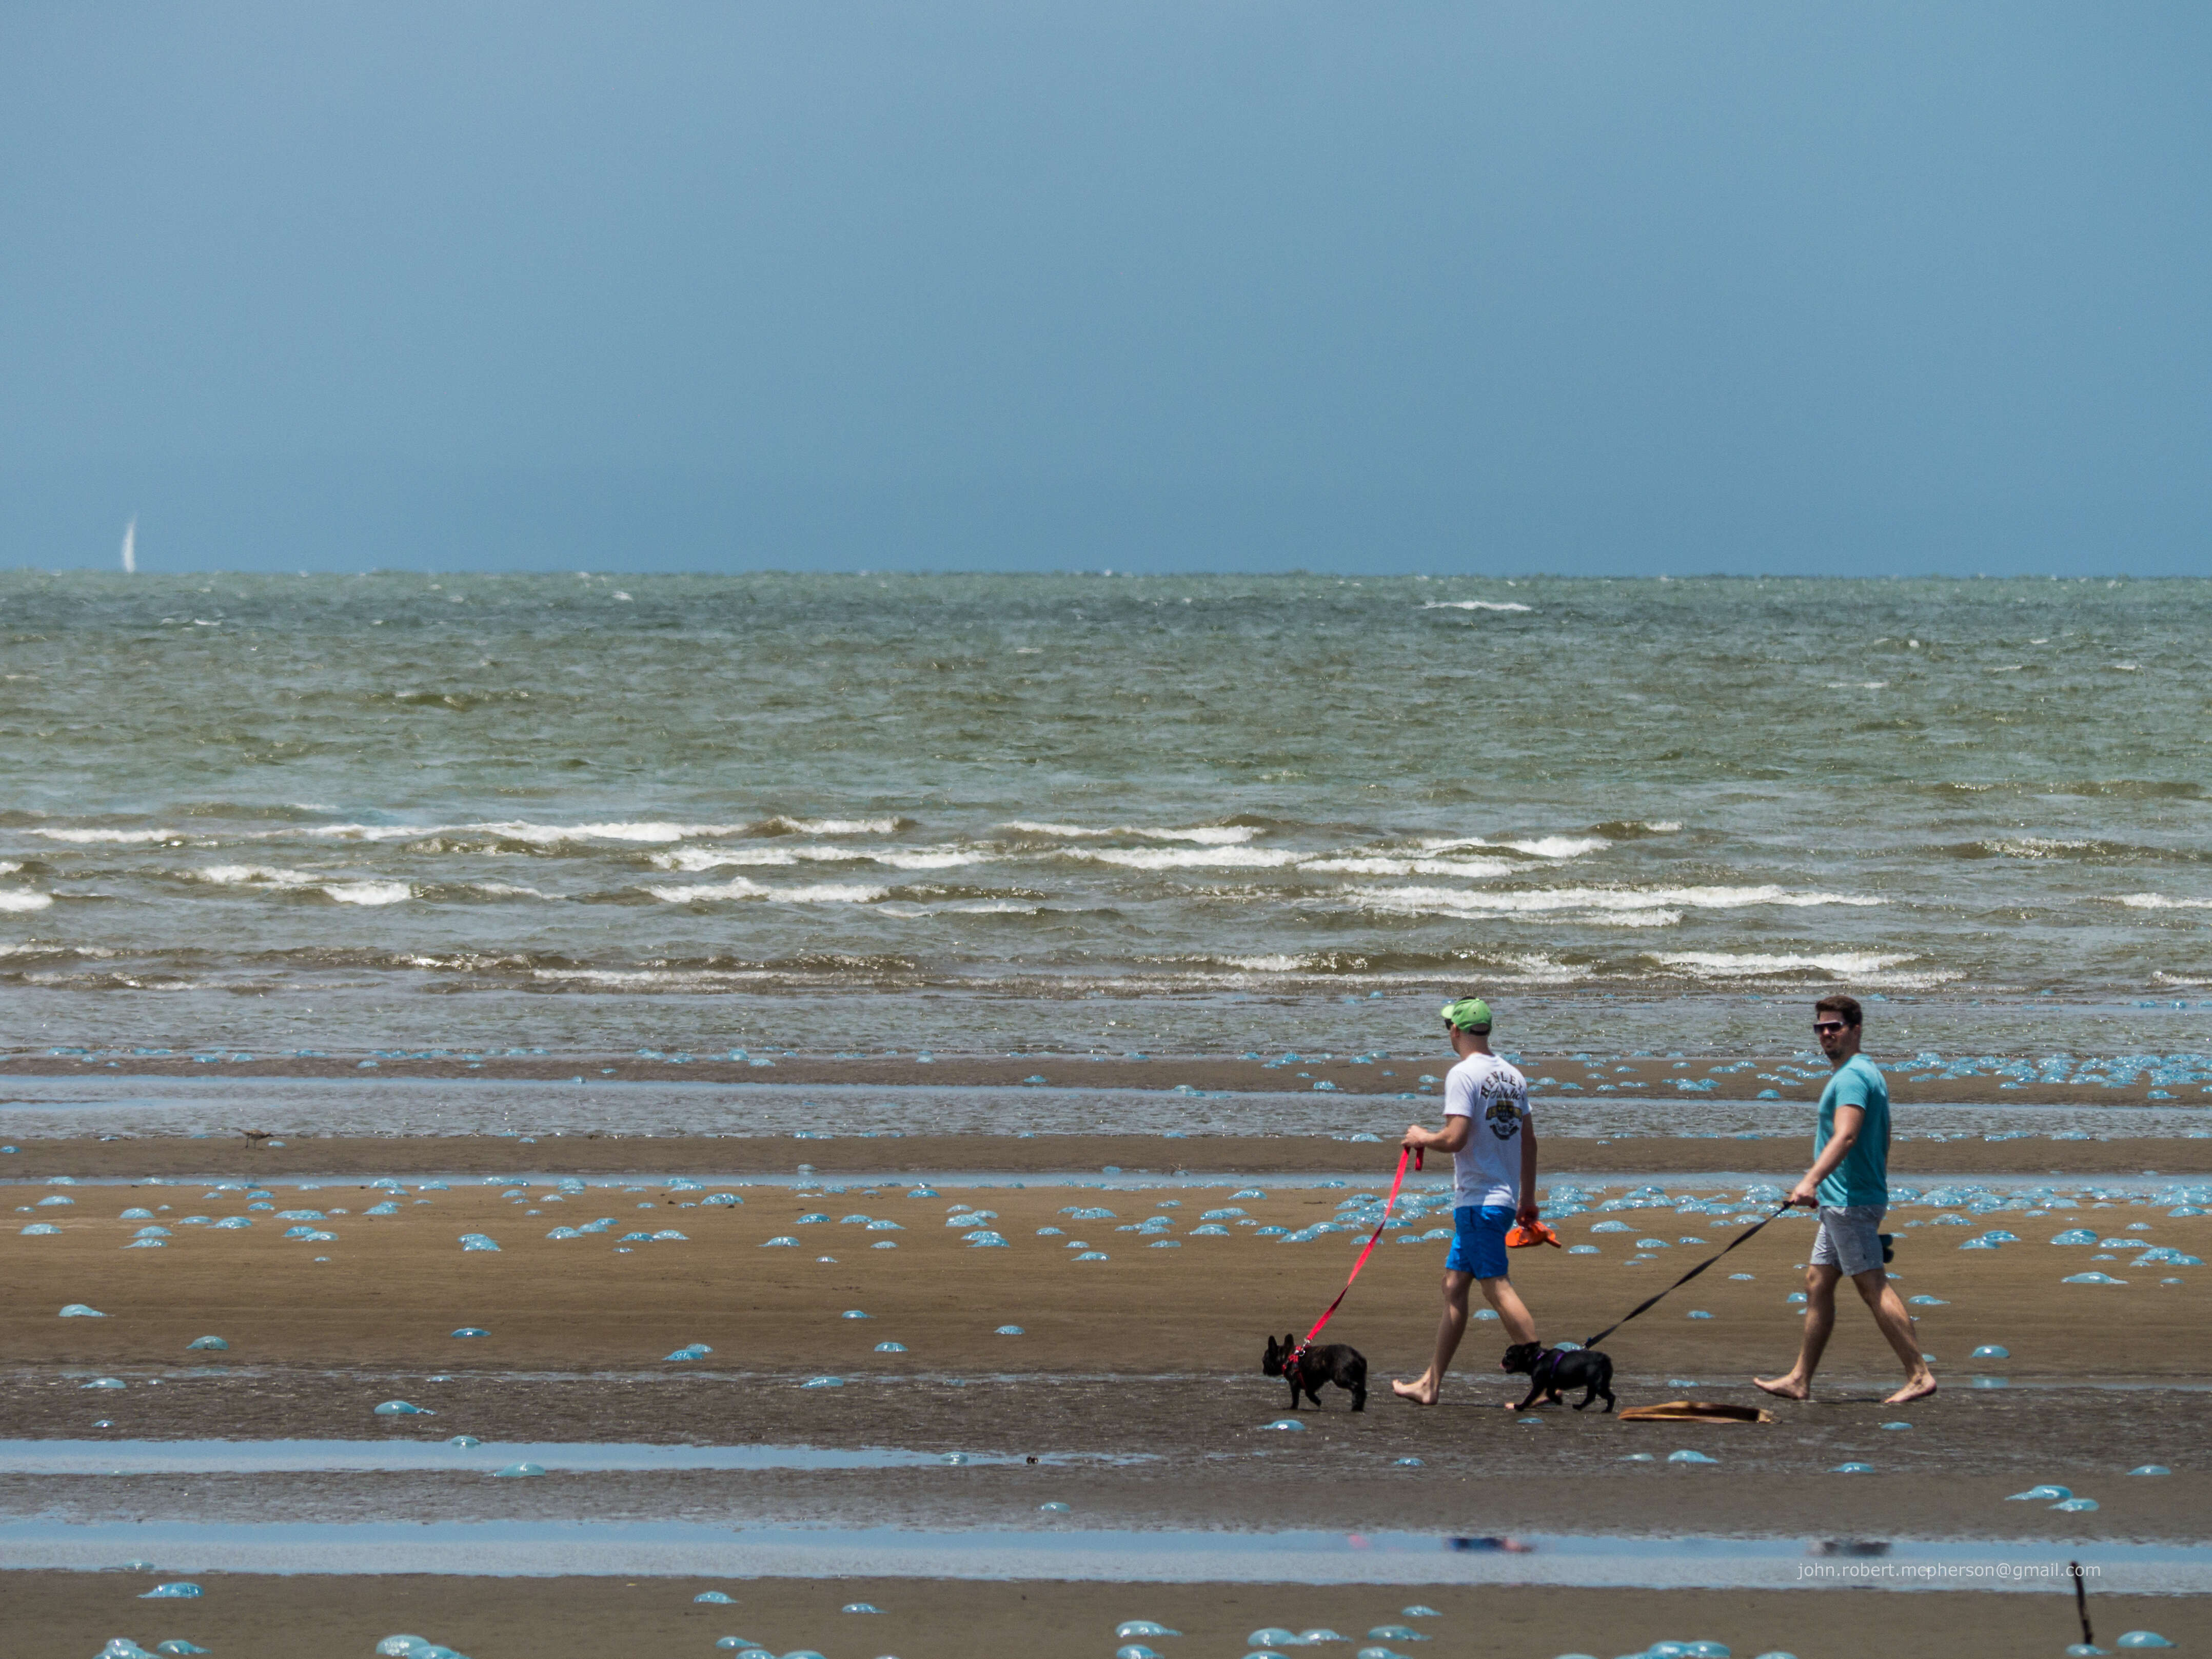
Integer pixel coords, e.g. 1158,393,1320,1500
1392,1375,1440,1405
1884,1373,1938,1405
1753,1374,1809,1401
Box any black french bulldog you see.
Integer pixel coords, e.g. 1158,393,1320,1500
1262,1333,1368,1411
1501,1340,1615,1413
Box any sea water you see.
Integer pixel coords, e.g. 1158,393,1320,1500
2,573,2208,1065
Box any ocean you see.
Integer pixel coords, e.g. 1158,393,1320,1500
1,571,2206,1062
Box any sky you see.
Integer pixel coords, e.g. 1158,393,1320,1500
3,3,2208,576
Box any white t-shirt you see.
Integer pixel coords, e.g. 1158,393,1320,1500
1443,1052,1531,1209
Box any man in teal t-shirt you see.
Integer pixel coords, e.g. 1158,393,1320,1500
1754,995,1936,1407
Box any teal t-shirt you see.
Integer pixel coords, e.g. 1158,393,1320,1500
1814,1054,1890,1208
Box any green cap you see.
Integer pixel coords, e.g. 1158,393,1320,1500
1440,997,1493,1031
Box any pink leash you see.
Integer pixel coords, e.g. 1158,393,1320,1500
1288,1144,1421,1363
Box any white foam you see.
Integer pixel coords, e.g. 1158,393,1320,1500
655,844,984,874
1299,856,1517,879
1077,847,1302,871
298,823,456,843
2112,894,2212,910
490,820,749,845
654,847,800,871
1640,822,1684,833
1979,838,2096,859
323,881,411,906
26,827,180,844
1001,822,1259,845
879,898,1041,919
644,879,886,904
1414,834,1608,859
471,883,565,901
1495,836,1610,859
1420,600,1533,613
532,967,767,988
762,816,905,836
1650,951,1957,988
0,861,16,875
302,820,751,846
1354,883,1883,917
644,876,769,901
192,864,317,888
871,849,991,871
1212,954,1314,972
0,890,54,912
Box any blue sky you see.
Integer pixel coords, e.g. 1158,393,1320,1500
4,4,2207,574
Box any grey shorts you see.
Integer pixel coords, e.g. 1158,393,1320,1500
1810,1204,1887,1277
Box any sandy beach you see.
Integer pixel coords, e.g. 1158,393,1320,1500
5,1175,2207,1381
5,1109,2206,1657
15,1571,2208,1659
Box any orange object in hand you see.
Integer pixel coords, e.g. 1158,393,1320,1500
1506,1219,1561,1249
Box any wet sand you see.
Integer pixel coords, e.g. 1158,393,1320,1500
3,1173,2204,1545
5,1182,2205,1378
5,1131,2208,1181
4,1405,2205,1540
5,1127,2205,1650
3,1047,2193,1106
9,1571,2207,1659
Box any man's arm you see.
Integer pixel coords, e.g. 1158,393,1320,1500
1789,1103,1863,1207
1517,1114,1539,1226
1404,1114,1471,1159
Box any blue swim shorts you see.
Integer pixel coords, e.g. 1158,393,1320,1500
1446,1204,1515,1280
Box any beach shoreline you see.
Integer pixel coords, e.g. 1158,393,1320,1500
6,1049,2200,1108
3,1131,2208,1180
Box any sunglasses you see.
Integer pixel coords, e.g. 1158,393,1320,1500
1812,1020,1849,1034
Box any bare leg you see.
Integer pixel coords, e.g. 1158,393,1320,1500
1477,1275,1537,1346
1393,1269,1471,1404
1853,1268,1939,1403
1755,1262,1840,1400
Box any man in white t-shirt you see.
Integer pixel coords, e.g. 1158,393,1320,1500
1390,996,1541,1407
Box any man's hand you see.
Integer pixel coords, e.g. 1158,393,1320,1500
1516,1200,1539,1228
1406,1116,1471,1158
1787,1177,1821,1208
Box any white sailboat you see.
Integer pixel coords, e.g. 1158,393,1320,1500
121,517,137,574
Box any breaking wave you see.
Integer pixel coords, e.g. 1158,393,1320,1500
644,878,888,904
1000,822,1260,845
1352,884,1885,919
323,881,411,906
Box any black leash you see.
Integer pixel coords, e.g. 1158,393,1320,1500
1579,1202,1794,1351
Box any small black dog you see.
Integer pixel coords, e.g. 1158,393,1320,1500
1262,1333,1368,1411
1501,1340,1615,1413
